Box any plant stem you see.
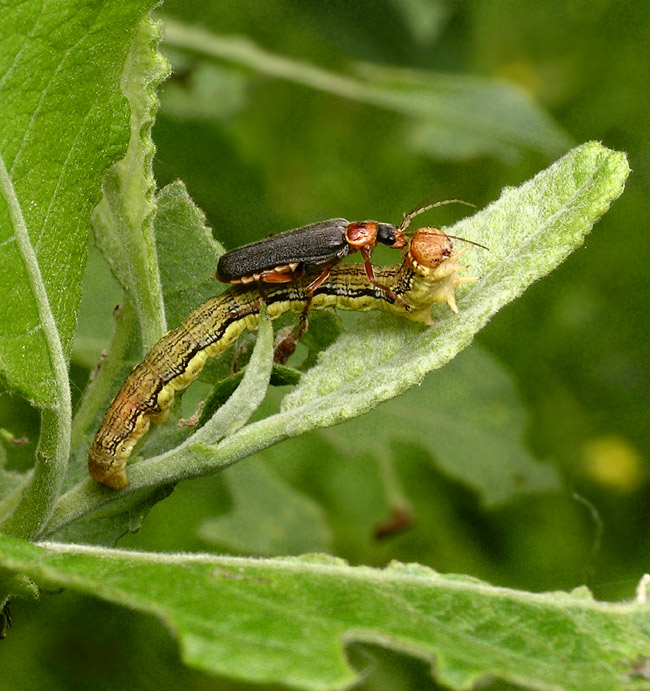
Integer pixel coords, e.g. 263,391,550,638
0,154,71,539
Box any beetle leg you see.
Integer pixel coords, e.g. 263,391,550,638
360,247,410,310
378,283,410,310
361,246,377,284
274,263,329,363
305,265,333,293
273,295,312,364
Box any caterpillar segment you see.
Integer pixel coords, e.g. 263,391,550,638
88,228,477,490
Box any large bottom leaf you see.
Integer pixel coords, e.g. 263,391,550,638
1,535,649,691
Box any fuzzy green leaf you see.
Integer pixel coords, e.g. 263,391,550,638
91,16,170,351
0,0,157,405
198,459,330,556
1,535,649,690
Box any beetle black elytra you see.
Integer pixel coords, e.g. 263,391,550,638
216,218,406,293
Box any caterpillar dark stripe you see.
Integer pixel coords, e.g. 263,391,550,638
88,228,477,490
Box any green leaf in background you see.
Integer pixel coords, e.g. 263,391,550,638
1,534,649,691
161,20,572,162
316,345,558,506
49,485,174,547
198,458,330,556
354,62,574,162
154,180,226,328
72,245,124,370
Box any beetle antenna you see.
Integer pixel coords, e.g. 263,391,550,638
399,199,476,232
445,234,489,251
403,227,489,251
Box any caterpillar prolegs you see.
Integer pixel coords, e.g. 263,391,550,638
88,228,477,490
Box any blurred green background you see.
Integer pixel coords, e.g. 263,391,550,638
2,1,649,689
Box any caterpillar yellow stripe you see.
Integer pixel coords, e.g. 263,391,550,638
88,228,477,490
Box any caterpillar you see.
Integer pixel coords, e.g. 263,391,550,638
88,228,477,490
